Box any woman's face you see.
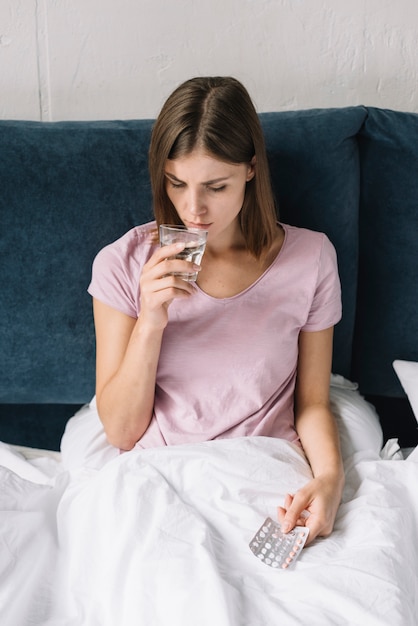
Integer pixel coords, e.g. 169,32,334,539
164,148,255,247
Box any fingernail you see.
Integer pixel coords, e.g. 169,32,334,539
281,522,291,533
193,264,201,271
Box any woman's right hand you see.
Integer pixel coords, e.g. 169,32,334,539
139,242,199,329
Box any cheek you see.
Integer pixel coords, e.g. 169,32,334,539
230,186,247,210
214,189,245,215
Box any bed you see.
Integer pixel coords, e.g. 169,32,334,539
1,107,417,625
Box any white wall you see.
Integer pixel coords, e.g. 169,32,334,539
2,0,418,121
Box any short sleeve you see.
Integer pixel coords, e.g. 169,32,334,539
88,244,139,318
302,235,342,332
87,223,157,318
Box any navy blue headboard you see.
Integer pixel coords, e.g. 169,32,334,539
354,108,418,394
1,108,417,448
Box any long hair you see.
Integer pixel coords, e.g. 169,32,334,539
148,77,278,257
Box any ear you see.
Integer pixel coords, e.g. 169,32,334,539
246,156,256,182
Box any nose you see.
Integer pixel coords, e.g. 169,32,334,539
187,188,207,216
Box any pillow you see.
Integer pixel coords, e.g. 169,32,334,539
392,360,418,422
330,374,383,460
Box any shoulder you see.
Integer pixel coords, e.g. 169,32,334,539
279,223,337,268
281,223,331,247
94,221,158,268
88,221,158,317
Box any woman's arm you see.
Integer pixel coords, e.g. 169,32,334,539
277,327,345,544
94,242,198,450
93,300,163,450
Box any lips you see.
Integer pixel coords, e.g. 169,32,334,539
185,221,212,230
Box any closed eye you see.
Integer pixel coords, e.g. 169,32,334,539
208,185,226,193
168,181,185,189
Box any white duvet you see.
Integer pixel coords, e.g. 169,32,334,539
1,435,418,626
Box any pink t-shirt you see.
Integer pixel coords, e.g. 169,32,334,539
88,221,342,449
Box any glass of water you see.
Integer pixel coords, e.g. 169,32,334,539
159,224,208,282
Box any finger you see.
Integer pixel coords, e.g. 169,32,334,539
142,242,187,276
163,259,201,278
276,506,286,524
154,241,186,263
277,507,307,530
143,279,195,306
277,495,308,529
281,492,311,533
143,261,196,287
277,493,294,524
140,271,196,312
304,519,323,545
284,493,294,509
143,243,183,276
304,513,334,545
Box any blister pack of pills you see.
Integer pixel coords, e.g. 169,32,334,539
249,517,309,569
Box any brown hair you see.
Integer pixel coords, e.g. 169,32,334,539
148,76,278,257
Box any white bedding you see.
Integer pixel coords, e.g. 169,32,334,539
1,434,418,626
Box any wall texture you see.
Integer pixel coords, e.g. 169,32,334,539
1,0,418,121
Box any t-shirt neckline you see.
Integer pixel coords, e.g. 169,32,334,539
194,222,288,302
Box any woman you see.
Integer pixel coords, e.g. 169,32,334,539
88,76,344,544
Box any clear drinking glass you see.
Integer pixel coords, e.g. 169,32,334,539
159,224,208,281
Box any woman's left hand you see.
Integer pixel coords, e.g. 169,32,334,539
277,474,344,546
